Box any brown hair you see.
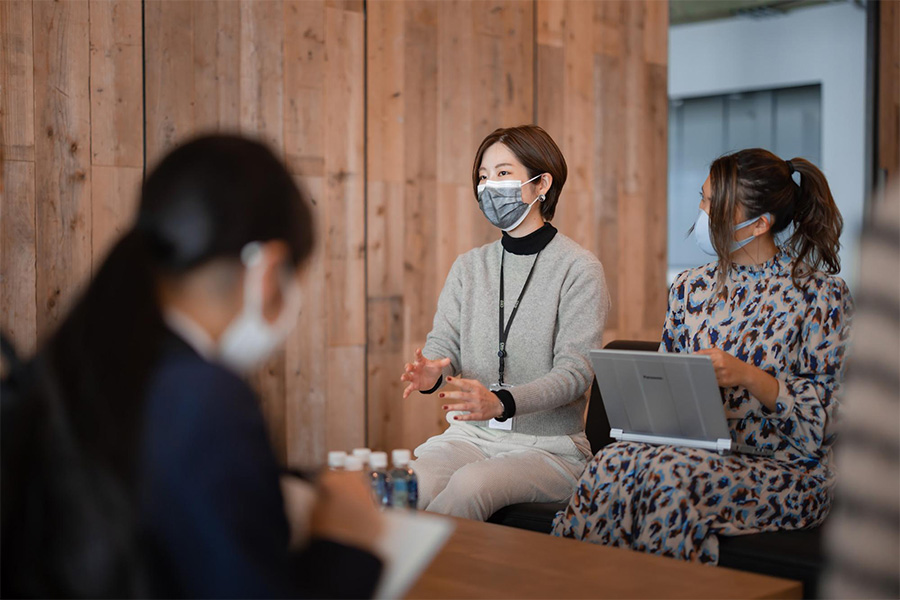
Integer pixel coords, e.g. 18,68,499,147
471,125,568,221
708,148,843,291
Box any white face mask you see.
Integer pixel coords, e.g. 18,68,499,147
218,243,301,373
693,210,773,257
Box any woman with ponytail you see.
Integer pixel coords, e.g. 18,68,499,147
1,135,383,598
553,148,852,565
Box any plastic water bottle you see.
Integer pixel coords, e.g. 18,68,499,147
368,451,392,508
344,456,364,472
352,448,372,468
390,449,418,509
327,450,347,471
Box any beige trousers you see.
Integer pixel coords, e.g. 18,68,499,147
412,422,591,521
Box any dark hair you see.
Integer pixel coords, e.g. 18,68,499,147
472,125,568,221
2,135,314,596
707,148,843,290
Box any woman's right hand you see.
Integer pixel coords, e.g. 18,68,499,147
400,348,451,399
310,471,384,554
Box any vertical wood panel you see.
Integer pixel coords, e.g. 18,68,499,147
192,0,241,133
366,0,536,453
1,161,37,355
33,0,93,340
240,0,284,151
322,4,367,453
89,0,143,168
10,0,670,465
283,2,328,468
90,165,142,267
286,175,328,467
143,0,367,467
144,0,194,167
1,1,36,356
324,5,366,347
240,0,289,464
879,0,900,190
0,0,35,162
536,0,667,344
89,0,144,273
284,0,325,177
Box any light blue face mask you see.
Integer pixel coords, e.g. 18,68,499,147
693,210,773,256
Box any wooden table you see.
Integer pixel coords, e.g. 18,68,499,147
406,518,801,599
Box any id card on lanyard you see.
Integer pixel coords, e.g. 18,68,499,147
490,249,540,431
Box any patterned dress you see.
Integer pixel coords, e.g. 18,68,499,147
551,251,853,564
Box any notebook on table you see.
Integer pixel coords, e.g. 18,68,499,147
589,349,773,457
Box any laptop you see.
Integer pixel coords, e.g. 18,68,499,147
589,349,773,457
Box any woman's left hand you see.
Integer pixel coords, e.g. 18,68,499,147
438,376,504,421
695,348,749,387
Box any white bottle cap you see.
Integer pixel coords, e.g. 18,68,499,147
352,448,372,465
327,451,347,469
344,456,364,472
392,449,412,467
370,451,388,469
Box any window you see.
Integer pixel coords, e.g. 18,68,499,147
667,85,822,281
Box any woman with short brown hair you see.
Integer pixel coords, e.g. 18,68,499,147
399,125,611,520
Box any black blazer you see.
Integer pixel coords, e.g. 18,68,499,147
139,335,381,598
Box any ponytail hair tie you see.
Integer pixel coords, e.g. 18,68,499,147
785,160,795,175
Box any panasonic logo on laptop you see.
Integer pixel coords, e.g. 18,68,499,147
642,375,664,381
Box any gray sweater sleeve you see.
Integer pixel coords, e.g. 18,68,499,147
422,256,463,381
510,259,609,416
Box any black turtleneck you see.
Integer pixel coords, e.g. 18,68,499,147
501,222,558,255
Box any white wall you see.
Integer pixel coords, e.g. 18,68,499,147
669,2,868,289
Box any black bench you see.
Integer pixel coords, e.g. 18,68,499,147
487,340,825,599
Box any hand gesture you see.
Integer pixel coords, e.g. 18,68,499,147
696,348,749,388
400,348,451,399
439,376,504,421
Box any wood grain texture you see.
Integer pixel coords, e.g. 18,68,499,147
142,0,368,467
89,0,143,168
239,0,289,465
536,0,667,345
1,161,37,356
0,0,35,162
284,0,326,177
879,0,900,190
366,0,537,453
319,3,367,457
90,165,141,269
408,517,802,599
192,0,241,133
144,0,194,168
286,175,329,467
10,0,670,465
33,0,93,341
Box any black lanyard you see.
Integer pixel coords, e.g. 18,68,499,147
498,249,541,385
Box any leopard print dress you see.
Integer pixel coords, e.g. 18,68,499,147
551,252,853,564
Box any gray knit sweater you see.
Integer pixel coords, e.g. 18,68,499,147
423,230,610,436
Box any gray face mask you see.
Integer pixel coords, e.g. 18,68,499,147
477,174,543,231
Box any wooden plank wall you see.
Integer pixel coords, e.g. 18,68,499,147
366,0,535,452
879,0,899,191
1,0,142,356
534,0,668,344
2,0,668,462
367,0,668,451
143,0,367,467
